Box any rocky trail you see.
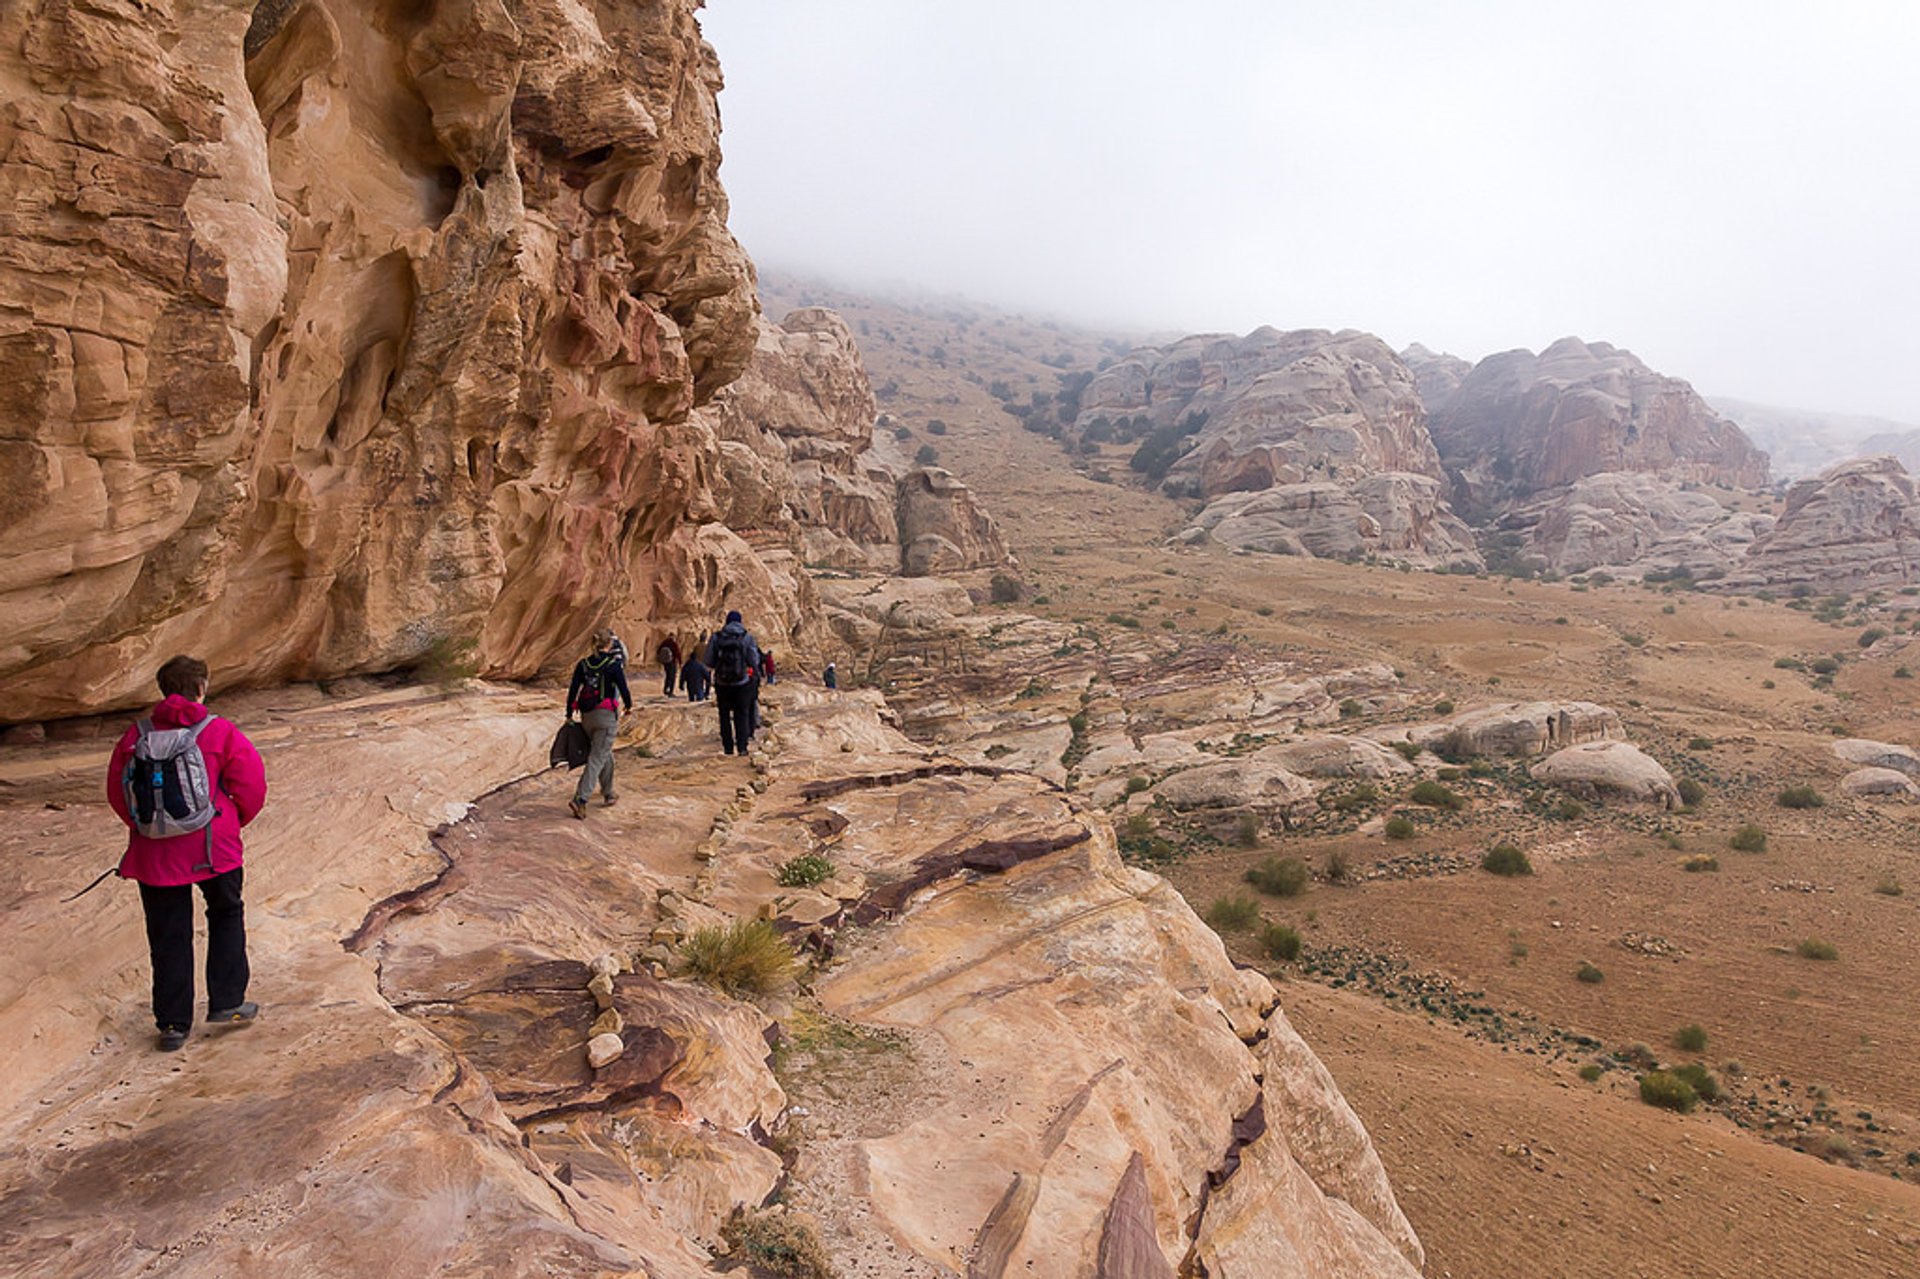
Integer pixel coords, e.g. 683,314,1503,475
0,676,1425,1276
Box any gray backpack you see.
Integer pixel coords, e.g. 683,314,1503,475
123,717,220,858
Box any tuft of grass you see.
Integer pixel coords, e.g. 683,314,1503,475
1124,774,1151,794
680,921,798,998
1232,812,1261,848
1323,849,1350,883
1432,699,1455,715
1682,854,1719,873
1576,962,1605,984
1328,783,1378,813
775,854,836,889
1205,894,1262,932
1623,632,1648,648
1260,923,1303,962
1776,786,1825,809
1639,1070,1698,1113
1408,780,1464,811
1384,815,1416,840
719,1207,834,1279
1578,1063,1604,1083
1729,824,1768,853
1673,1024,1708,1053
1773,656,1805,670
1676,777,1706,808
1687,736,1714,751
1245,856,1311,897
1481,844,1533,877
1339,698,1363,719
1795,938,1838,961
1390,740,1423,763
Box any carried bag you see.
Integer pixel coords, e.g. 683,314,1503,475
120,715,220,875
550,720,591,770
710,632,750,685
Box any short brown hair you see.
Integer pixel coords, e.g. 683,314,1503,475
156,655,209,699
592,627,616,651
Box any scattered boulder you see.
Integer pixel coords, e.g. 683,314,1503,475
1404,701,1622,758
1151,759,1317,823
1833,737,1920,777
1253,736,1416,780
1532,741,1680,808
1841,768,1920,801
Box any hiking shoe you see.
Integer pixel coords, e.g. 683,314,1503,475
206,1002,259,1029
569,798,587,820
601,794,616,807
157,1026,189,1052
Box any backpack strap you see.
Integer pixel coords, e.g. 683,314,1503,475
185,715,217,741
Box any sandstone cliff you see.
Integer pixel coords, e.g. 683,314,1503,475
1496,471,1774,577
1430,337,1770,514
1718,456,1920,593
1081,328,1480,567
0,0,784,722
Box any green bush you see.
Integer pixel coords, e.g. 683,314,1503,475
1432,699,1455,715
1554,797,1587,821
1329,783,1378,813
1104,612,1142,629
1409,780,1464,810
1124,774,1151,794
1384,815,1416,840
1729,824,1768,852
720,1207,833,1279
1338,698,1363,719
1390,740,1422,763
1676,777,1706,808
1859,627,1889,647
1673,1024,1708,1052
776,854,836,888
1205,894,1262,932
988,572,1024,604
1623,632,1648,648
1773,656,1805,670
1232,813,1260,848
1576,962,1605,984
1323,849,1350,883
1795,938,1838,961
1260,923,1303,962
1809,656,1841,675
1481,844,1532,876
1896,666,1914,679
1777,786,1824,809
915,443,939,466
681,921,798,997
1682,854,1719,873
1578,1063,1604,1082
1639,1070,1698,1113
1245,856,1311,897
1687,736,1714,751
1671,1061,1721,1101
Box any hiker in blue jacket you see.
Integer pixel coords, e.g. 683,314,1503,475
566,628,631,818
704,611,762,755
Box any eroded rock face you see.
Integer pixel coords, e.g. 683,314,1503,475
1431,337,1769,514
1081,329,1479,566
1718,457,1920,594
1532,740,1680,808
1496,472,1773,577
0,0,774,721
896,465,1011,576
1399,700,1624,759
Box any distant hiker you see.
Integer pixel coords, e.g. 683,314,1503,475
107,655,266,1052
760,650,777,684
705,610,762,756
823,662,838,690
656,636,682,697
681,653,711,702
567,628,632,818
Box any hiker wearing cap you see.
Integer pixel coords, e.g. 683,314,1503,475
567,628,632,818
106,655,267,1052
704,610,762,756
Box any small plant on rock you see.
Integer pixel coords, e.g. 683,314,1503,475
1687,736,1714,751
1481,844,1532,877
1432,699,1455,715
776,854,836,889
1246,856,1311,897
1205,894,1262,932
681,921,798,998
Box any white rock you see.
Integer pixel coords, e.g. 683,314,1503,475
586,1032,625,1069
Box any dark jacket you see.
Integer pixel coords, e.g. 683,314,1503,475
568,652,632,715
681,657,710,693
704,622,762,687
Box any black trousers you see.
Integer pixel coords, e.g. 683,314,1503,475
662,661,677,695
716,682,757,754
138,867,249,1031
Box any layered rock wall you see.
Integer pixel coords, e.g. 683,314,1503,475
1718,456,1920,593
0,0,784,721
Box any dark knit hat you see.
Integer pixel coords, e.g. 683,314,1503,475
725,610,743,624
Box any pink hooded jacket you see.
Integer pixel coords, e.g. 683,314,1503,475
107,696,267,887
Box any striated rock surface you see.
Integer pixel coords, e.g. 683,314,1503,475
1532,740,1680,808
1397,700,1624,759
1833,738,1920,778
1431,338,1769,514
1496,471,1774,577
1841,767,1920,801
1717,457,1920,594
0,0,778,722
1080,328,1480,566
896,464,1012,576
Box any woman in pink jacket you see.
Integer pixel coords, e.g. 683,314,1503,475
106,655,267,1051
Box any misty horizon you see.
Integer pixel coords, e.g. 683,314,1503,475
703,0,1920,425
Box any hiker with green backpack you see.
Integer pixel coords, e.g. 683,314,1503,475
566,628,632,819
106,655,266,1052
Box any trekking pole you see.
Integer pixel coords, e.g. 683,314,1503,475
62,867,118,903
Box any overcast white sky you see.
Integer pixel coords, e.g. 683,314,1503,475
701,1,1920,422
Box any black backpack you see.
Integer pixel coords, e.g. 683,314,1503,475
578,655,618,709
710,632,750,685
